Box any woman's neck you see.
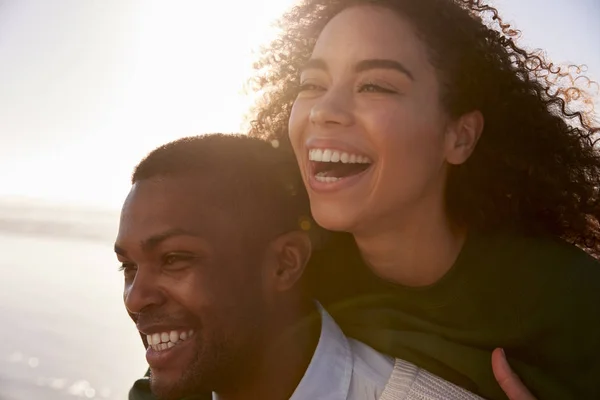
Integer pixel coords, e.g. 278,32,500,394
354,204,466,287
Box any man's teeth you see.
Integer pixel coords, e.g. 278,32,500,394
309,148,372,164
146,329,195,352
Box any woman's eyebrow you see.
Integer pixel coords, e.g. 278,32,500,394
300,57,414,81
300,58,328,73
355,58,414,80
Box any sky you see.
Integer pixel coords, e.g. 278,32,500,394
0,0,598,210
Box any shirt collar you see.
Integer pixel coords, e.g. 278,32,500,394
289,303,353,400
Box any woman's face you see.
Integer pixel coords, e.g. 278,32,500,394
289,5,473,234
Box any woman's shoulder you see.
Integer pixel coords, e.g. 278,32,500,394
478,231,600,320
495,233,600,396
470,230,600,280
456,231,600,328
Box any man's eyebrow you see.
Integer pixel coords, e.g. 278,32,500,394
114,228,203,256
355,59,415,80
140,228,203,252
300,58,328,73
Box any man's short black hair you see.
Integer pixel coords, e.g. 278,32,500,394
132,133,311,238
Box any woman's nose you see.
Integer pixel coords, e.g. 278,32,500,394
309,87,355,128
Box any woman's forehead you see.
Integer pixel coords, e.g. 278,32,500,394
311,6,427,68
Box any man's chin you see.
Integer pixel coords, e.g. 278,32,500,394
147,338,205,398
149,359,211,400
150,373,194,400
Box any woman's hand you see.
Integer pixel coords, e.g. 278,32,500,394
492,348,537,400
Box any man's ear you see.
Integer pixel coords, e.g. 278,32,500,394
445,110,484,165
266,230,312,293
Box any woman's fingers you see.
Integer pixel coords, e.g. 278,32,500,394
491,348,537,400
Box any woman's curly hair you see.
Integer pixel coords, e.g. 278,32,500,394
248,0,600,254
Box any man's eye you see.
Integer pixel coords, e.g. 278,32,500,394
118,262,137,276
163,253,197,268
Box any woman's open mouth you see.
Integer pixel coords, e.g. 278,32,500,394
308,148,373,184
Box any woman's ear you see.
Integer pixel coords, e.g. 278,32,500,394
266,230,312,293
445,110,484,165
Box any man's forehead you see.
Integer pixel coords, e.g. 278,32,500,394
128,175,233,207
121,176,239,234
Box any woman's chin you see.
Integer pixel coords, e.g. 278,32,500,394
311,203,361,234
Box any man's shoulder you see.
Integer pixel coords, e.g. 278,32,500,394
377,359,484,400
346,323,481,399
347,337,395,398
345,346,484,400
348,338,395,381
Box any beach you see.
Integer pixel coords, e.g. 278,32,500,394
0,203,147,399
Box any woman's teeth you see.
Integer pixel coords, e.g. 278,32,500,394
310,148,372,183
309,148,372,164
315,172,340,183
146,329,195,352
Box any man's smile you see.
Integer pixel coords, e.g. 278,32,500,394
143,328,196,352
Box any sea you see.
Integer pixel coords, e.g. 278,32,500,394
0,200,148,400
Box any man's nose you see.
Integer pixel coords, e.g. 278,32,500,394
124,268,166,314
309,86,355,128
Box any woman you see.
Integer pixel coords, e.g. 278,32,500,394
249,0,600,399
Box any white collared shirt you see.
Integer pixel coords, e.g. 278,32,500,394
289,304,392,399
291,305,484,400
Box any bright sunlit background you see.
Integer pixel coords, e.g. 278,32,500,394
0,0,301,209
0,1,598,399
0,0,599,210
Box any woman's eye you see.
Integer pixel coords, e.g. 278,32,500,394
358,83,397,94
298,82,324,92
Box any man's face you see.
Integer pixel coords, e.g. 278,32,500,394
115,175,269,400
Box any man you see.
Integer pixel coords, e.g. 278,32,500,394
116,134,515,400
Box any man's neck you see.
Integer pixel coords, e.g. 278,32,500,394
354,201,466,287
213,300,320,400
